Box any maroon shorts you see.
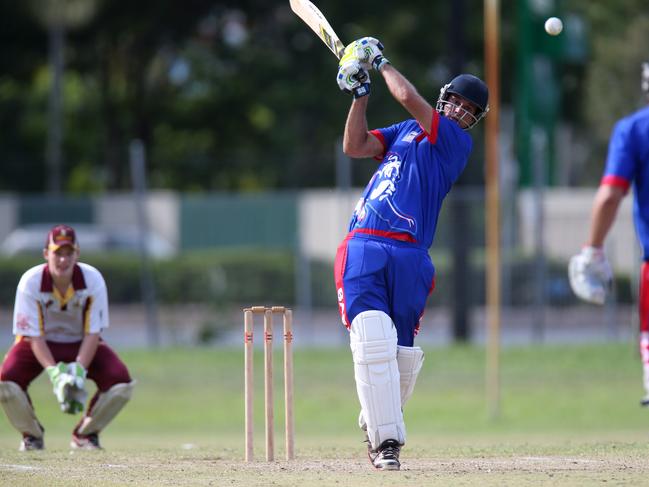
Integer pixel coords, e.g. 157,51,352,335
0,338,131,392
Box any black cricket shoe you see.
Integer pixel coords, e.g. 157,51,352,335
368,439,401,471
19,434,44,451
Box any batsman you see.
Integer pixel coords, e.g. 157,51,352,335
333,38,488,470
0,224,135,451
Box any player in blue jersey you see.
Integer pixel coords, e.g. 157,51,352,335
569,61,649,406
333,37,489,470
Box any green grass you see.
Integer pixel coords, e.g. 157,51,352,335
0,342,648,485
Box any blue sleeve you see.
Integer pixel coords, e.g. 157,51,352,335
436,117,472,184
604,119,635,181
371,121,407,153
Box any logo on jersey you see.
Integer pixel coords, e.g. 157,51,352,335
400,130,420,143
16,313,30,331
354,152,416,233
337,287,349,327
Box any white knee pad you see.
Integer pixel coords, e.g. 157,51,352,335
397,345,424,407
0,381,43,438
78,381,135,435
350,310,405,449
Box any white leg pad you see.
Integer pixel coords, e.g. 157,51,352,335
397,345,425,407
350,311,405,449
78,381,135,435
0,381,43,438
358,345,425,432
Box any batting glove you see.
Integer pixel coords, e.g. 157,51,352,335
354,37,390,71
337,60,371,99
568,246,613,305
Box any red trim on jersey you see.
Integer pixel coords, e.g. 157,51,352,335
640,262,649,333
601,175,630,193
349,228,418,244
334,236,352,329
71,265,86,290
424,110,440,144
40,264,87,292
369,129,387,161
40,266,53,292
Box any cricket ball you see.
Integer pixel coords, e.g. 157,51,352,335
544,17,563,36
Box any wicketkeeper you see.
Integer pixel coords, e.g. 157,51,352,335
569,61,649,406
0,224,135,450
333,37,489,470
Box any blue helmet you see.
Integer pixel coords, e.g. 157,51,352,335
436,74,489,129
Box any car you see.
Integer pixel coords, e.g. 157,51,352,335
0,224,176,259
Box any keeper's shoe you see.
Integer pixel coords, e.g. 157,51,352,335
71,432,102,450
19,434,44,451
640,395,649,407
368,439,401,471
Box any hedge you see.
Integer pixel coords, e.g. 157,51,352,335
0,250,334,308
0,250,632,308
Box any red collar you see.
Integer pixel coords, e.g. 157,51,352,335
40,264,87,292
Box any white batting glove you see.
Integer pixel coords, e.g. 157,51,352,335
568,246,613,305
355,37,390,71
341,37,389,72
337,60,371,99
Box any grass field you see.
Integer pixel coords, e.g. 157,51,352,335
1,342,649,486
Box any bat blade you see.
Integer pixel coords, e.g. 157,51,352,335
289,0,345,59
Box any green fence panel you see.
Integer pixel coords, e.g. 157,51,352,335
434,188,486,248
180,193,298,250
18,196,94,225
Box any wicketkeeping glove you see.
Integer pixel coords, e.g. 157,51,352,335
337,59,371,99
46,362,76,406
63,362,88,414
62,386,86,414
568,246,613,305
67,361,87,388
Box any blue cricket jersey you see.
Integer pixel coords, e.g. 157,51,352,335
334,110,474,344
601,105,649,259
347,110,473,248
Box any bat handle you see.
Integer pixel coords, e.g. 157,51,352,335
354,70,368,83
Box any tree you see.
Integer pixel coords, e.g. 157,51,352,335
0,0,517,192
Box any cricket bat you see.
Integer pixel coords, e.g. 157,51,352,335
289,0,345,59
